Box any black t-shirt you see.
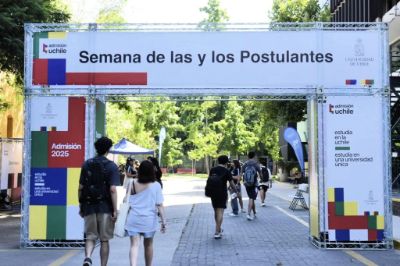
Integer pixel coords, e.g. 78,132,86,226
231,167,240,184
209,165,233,196
79,156,120,216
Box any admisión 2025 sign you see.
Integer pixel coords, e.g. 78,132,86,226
30,31,382,89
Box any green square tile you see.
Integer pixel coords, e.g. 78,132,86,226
31,131,48,167
368,216,377,229
335,202,344,216
47,206,66,239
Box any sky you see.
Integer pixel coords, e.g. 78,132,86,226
63,0,273,24
63,0,329,24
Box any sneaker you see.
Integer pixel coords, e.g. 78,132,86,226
261,202,266,207
229,212,238,217
241,209,246,213
246,214,253,221
83,257,92,266
214,233,222,239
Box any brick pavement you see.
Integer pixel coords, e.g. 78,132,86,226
171,192,400,266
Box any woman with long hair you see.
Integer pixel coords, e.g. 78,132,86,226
125,160,166,266
229,159,245,215
147,156,163,188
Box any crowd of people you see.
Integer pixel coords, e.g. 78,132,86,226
206,151,271,239
78,137,271,265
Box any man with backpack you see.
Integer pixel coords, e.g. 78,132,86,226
79,137,120,266
205,155,237,239
242,151,261,221
258,161,271,207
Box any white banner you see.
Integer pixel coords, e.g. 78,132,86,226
33,31,383,89
323,96,385,242
1,142,23,190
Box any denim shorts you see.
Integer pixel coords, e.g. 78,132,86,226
126,230,156,238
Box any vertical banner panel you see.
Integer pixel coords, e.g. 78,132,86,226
28,96,86,242
323,96,385,241
308,98,320,239
95,99,105,139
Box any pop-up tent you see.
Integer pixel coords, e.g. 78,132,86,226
109,138,154,155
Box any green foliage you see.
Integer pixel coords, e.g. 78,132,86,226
218,100,258,157
162,136,183,168
96,0,126,24
270,0,330,22
265,0,328,131
0,0,70,83
199,0,229,31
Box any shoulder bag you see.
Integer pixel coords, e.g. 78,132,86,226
114,179,134,237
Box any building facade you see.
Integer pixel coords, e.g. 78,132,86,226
331,0,398,22
330,0,400,222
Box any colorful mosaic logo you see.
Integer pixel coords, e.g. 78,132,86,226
327,187,384,241
32,32,147,86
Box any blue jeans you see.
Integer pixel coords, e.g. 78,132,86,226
230,192,239,215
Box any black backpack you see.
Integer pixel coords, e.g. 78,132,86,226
261,165,270,182
205,169,223,197
79,157,110,204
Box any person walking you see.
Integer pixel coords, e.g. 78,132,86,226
78,137,120,266
205,155,237,239
125,157,138,179
147,156,163,188
125,160,166,266
258,161,271,207
229,159,244,216
242,151,261,221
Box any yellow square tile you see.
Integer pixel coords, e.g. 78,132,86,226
344,201,358,215
29,205,47,240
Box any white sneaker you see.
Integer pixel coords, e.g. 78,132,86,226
229,213,238,217
214,233,222,239
241,209,246,213
246,214,253,221
261,203,266,207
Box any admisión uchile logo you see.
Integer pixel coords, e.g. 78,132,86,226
329,104,354,115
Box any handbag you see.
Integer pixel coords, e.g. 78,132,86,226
114,179,134,237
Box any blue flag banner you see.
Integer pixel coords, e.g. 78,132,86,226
283,127,305,173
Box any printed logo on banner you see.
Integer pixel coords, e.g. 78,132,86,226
42,43,67,54
30,168,67,205
345,38,374,68
328,103,354,115
48,131,85,168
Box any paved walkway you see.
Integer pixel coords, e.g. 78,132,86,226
170,185,400,266
1,178,400,265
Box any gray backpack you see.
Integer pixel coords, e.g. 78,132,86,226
243,165,257,187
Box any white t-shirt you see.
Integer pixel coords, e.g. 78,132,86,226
125,181,164,233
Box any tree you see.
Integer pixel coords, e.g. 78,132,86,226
265,0,330,126
270,0,330,22
162,135,183,169
217,100,258,157
96,0,127,24
199,0,229,31
0,0,70,83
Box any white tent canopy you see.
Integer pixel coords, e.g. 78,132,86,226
109,138,154,155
